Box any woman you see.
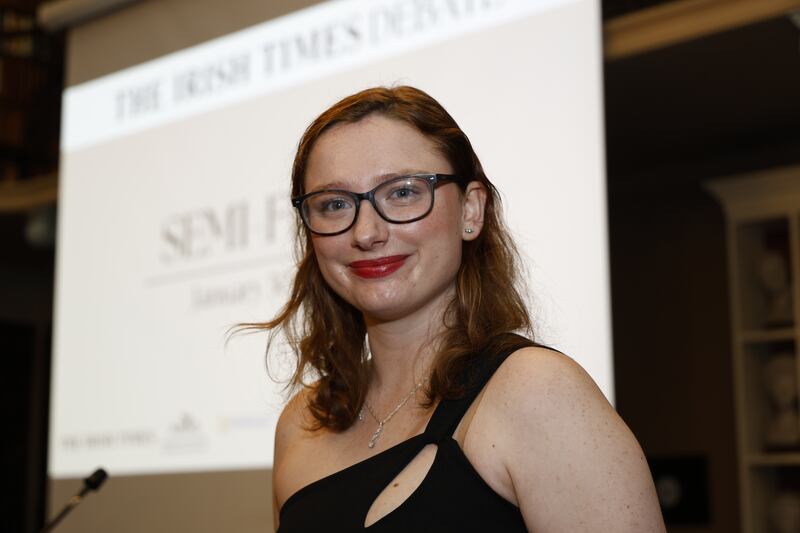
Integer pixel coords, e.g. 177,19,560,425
263,86,665,531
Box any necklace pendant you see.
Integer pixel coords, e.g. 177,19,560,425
368,422,384,449
362,380,424,448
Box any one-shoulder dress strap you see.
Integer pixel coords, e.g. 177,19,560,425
422,334,538,444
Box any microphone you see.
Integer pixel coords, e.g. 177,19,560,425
41,468,108,532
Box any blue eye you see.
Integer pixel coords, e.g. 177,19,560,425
322,198,351,212
307,193,354,217
385,184,423,203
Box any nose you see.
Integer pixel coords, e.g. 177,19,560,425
351,199,388,250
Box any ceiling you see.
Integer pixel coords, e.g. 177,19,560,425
605,14,800,184
603,0,675,19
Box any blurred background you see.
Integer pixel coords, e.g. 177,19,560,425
3,0,800,532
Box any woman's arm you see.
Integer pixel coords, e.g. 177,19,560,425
490,347,666,532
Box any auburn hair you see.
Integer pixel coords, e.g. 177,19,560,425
249,86,534,432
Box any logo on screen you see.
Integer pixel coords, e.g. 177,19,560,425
163,412,208,453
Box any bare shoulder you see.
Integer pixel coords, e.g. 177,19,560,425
274,386,314,460
480,346,620,465
481,346,666,532
487,346,611,419
474,347,611,433
272,385,317,521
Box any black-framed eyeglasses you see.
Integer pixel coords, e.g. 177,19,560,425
292,173,464,236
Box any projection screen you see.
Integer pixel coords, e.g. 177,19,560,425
50,0,609,530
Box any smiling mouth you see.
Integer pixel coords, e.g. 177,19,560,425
348,255,409,279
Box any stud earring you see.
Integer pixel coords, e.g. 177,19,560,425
464,228,474,234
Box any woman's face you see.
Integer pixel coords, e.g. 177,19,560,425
304,114,482,324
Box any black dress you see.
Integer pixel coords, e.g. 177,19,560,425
277,337,537,532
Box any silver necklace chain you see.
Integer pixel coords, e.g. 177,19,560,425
359,382,423,448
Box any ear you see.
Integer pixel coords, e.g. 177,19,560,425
461,181,487,241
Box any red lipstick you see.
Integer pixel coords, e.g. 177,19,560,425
349,255,409,279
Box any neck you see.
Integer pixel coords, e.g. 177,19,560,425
364,287,453,401
366,322,435,396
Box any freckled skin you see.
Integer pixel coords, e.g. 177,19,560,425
304,115,466,325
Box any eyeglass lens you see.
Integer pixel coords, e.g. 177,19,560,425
302,176,433,235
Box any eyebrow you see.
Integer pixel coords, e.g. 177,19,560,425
307,169,431,194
